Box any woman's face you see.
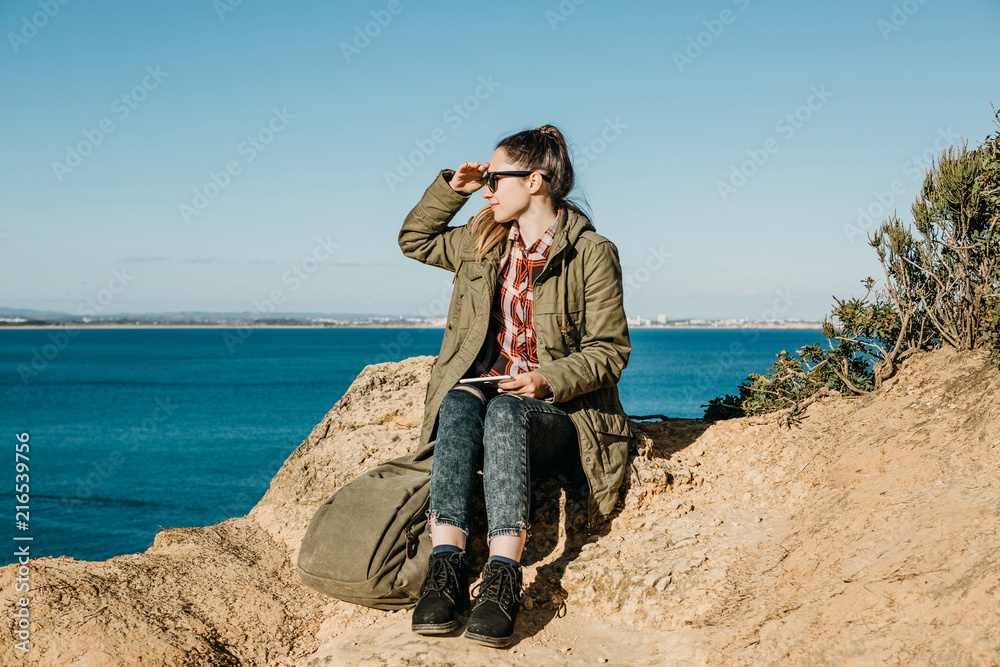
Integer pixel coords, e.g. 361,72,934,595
481,148,531,223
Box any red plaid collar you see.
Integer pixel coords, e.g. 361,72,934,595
504,209,561,266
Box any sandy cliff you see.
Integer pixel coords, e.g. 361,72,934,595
2,347,998,665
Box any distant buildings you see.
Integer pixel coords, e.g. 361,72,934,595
623,316,822,329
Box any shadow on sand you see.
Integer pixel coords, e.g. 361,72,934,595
467,416,714,645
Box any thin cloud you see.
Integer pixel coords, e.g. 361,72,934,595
119,255,169,262
116,256,277,265
334,259,395,267
182,257,275,264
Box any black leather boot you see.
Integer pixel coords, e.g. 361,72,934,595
411,550,470,634
464,559,523,648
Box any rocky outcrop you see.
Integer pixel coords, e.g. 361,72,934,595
2,348,999,665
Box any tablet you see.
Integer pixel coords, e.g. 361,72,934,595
458,375,515,386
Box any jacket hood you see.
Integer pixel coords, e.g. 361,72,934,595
556,204,597,249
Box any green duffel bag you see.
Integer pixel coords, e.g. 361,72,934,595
296,453,433,610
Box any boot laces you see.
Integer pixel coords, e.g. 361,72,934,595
421,553,463,604
472,562,523,620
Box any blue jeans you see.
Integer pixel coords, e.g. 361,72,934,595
429,385,577,543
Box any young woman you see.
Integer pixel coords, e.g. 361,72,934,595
398,125,631,648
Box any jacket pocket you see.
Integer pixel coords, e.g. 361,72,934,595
455,274,486,334
590,409,631,477
532,308,583,358
592,410,631,442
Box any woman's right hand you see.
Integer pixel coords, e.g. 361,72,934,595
448,162,488,195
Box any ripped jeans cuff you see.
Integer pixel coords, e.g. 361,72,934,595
487,520,530,543
426,509,470,536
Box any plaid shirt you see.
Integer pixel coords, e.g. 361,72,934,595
471,210,562,377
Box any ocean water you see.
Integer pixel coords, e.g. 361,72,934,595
0,327,823,564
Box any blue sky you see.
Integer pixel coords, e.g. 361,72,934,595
2,0,998,320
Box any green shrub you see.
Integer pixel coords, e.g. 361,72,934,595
705,107,1000,422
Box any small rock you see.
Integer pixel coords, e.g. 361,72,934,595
670,536,699,550
669,528,700,542
598,658,609,664
523,597,534,610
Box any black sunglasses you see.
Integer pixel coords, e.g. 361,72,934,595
484,170,552,192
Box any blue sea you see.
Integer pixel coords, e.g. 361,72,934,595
0,327,822,565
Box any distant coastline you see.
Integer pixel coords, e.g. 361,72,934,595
0,316,823,331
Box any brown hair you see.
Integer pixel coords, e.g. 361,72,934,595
468,124,589,261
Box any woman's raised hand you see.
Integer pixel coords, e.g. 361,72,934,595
448,162,488,195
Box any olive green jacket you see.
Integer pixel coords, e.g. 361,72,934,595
398,169,632,524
